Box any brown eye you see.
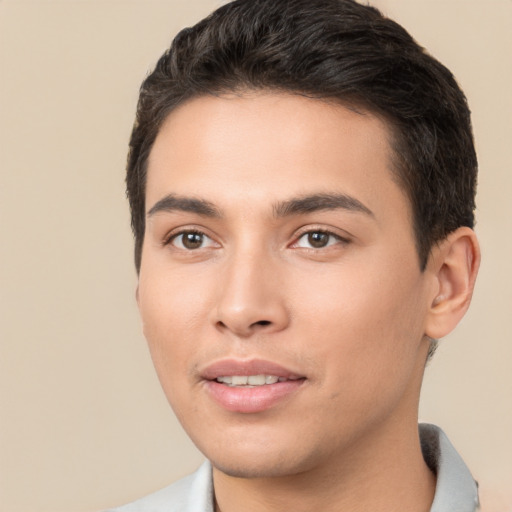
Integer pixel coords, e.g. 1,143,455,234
307,232,330,248
295,230,346,250
171,231,213,250
182,232,203,249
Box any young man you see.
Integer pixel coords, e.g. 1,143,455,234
110,0,480,510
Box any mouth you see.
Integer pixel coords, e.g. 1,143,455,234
215,374,303,387
201,358,304,381
201,359,306,413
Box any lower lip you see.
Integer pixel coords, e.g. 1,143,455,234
205,379,305,413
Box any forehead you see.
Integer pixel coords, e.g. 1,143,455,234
146,92,409,221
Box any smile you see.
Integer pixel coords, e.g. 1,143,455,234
216,375,300,386
201,359,306,413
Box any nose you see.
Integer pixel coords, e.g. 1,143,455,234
211,250,289,338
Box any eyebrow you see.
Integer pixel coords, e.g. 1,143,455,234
273,193,374,218
147,194,222,218
147,192,373,220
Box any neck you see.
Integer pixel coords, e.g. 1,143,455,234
213,419,435,512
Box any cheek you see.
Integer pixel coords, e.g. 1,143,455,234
137,266,210,379
139,252,212,326
137,276,209,425
293,259,427,391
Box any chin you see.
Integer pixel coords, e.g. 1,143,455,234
211,457,306,479
203,439,325,480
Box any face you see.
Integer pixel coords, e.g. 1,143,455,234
138,93,436,479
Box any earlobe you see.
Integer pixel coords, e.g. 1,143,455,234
425,227,480,340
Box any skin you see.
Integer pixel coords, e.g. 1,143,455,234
137,92,480,512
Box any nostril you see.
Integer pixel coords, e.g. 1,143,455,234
254,320,271,327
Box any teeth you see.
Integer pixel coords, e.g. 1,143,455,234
231,375,248,386
248,375,265,385
216,375,285,386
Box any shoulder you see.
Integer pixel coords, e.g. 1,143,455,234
105,461,214,512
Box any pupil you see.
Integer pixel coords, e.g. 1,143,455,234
308,232,328,248
183,232,203,249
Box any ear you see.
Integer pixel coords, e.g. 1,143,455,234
135,284,140,308
425,227,480,339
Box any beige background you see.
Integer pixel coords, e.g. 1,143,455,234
0,1,510,511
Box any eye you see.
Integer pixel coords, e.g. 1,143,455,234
294,230,346,249
169,230,216,250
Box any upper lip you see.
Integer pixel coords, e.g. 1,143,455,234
201,358,304,380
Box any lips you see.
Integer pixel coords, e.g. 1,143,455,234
201,359,306,413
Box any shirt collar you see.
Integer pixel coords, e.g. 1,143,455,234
420,423,479,512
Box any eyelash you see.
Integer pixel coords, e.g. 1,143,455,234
292,229,350,250
164,227,350,252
